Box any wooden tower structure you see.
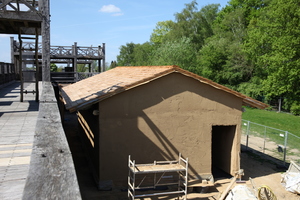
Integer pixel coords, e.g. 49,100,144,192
10,38,106,83
0,0,50,101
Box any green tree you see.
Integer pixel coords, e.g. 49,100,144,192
150,20,174,45
246,0,300,107
166,1,220,50
117,42,136,66
77,64,88,72
50,63,58,72
198,2,252,89
110,61,117,69
151,37,198,73
132,42,154,66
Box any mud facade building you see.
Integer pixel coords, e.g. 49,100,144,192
61,65,268,188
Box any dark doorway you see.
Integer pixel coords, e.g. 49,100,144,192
212,125,236,178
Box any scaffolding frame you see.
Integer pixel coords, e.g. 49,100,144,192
128,153,188,200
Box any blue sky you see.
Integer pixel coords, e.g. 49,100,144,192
0,0,229,65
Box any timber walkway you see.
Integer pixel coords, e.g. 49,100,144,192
0,82,40,200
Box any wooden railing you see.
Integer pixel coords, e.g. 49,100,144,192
22,82,81,200
0,62,16,85
51,72,99,83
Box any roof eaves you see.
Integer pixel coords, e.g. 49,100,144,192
242,97,269,109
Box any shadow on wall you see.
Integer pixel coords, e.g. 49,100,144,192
98,73,242,184
138,112,199,179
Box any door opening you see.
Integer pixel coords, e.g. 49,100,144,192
212,125,236,178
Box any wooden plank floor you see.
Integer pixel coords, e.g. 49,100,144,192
0,82,40,200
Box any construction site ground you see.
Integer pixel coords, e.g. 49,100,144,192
63,111,300,200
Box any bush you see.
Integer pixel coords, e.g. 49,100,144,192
290,102,300,116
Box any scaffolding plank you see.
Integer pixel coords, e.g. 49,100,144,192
135,190,185,198
130,163,186,174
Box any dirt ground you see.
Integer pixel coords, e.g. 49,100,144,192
241,133,300,163
63,111,300,200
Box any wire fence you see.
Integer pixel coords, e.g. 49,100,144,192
241,119,300,166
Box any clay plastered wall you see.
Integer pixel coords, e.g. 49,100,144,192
98,73,242,184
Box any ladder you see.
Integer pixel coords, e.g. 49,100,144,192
18,28,40,102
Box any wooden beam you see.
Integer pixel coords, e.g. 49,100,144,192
22,82,82,199
19,0,40,13
18,28,23,102
40,0,50,82
0,10,42,21
7,2,18,11
0,0,11,10
35,27,39,101
102,43,105,71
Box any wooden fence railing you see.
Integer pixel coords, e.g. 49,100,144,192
22,82,81,200
0,62,16,85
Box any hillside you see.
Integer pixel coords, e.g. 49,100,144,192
242,107,300,137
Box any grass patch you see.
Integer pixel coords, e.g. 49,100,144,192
242,107,300,137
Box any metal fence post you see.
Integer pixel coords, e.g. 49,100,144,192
263,126,266,153
283,131,288,166
246,120,250,151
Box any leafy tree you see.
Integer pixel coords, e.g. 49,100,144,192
110,61,117,68
151,37,198,73
150,20,174,45
57,66,63,72
166,1,220,50
215,0,270,29
198,2,252,88
77,64,88,72
117,42,136,66
50,63,58,72
246,0,300,107
91,60,99,72
132,42,154,66
237,76,264,100
198,37,228,83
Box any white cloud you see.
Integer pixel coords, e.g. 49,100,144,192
99,4,121,13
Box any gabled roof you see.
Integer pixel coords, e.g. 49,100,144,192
61,65,268,112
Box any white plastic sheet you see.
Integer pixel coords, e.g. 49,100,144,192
281,172,300,194
225,185,257,200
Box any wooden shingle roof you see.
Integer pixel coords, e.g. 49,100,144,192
61,65,268,112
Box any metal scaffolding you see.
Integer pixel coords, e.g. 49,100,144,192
128,153,188,200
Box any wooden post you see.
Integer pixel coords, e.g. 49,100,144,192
18,29,23,102
40,0,51,82
74,42,77,73
10,37,16,81
102,43,105,72
218,170,243,200
11,37,18,80
73,42,78,81
98,60,101,72
10,37,14,64
35,28,39,102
